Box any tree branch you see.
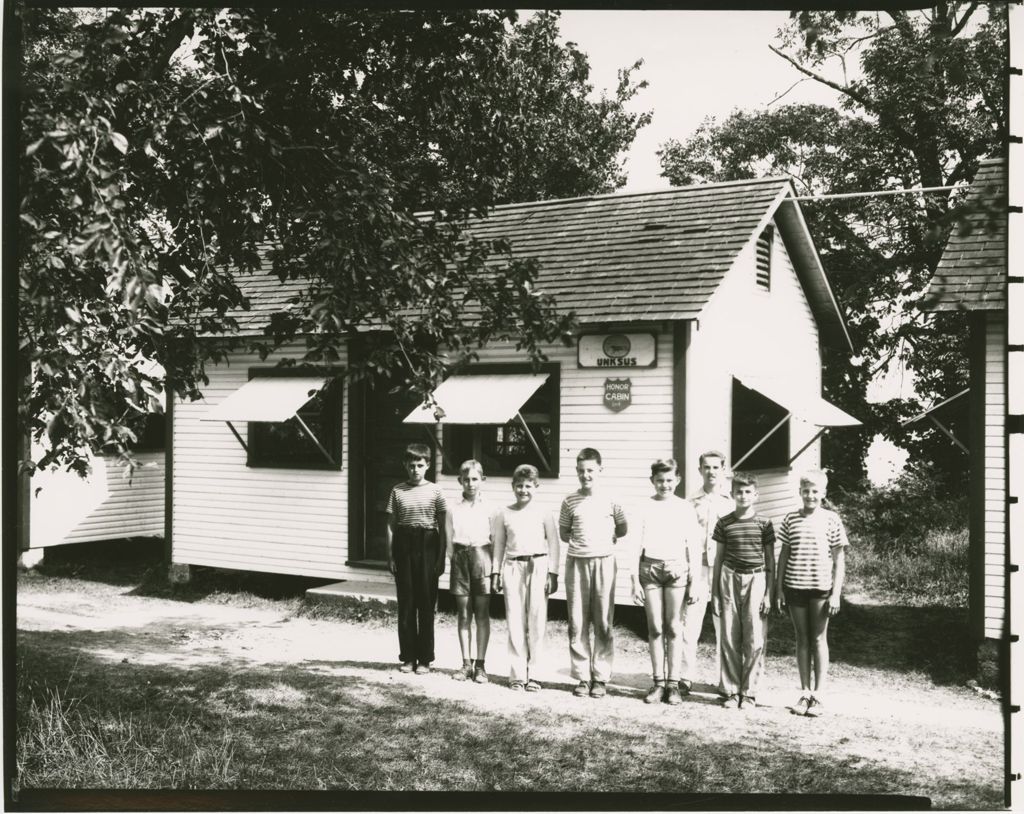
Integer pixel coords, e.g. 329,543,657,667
950,1,979,38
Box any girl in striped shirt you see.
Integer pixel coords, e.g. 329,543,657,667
774,470,849,718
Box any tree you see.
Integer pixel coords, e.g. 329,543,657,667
657,3,1005,493
18,8,650,476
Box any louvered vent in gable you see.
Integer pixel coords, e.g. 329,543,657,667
756,224,773,291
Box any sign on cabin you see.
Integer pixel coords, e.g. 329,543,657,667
578,332,656,368
603,378,632,412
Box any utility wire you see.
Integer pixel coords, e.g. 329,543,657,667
791,185,960,202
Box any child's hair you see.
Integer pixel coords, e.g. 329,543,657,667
403,442,432,462
731,471,759,490
650,458,678,477
458,459,485,480
512,464,540,484
577,447,602,466
800,469,829,489
698,449,727,467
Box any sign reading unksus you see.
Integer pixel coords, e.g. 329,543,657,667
603,378,632,412
578,333,657,368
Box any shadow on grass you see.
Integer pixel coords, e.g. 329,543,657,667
17,626,999,807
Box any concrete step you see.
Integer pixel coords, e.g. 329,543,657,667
305,579,397,606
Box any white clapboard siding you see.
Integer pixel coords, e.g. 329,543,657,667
172,341,351,579
982,312,1006,639
684,218,820,519
434,332,676,606
29,450,165,548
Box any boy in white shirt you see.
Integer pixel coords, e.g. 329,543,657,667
631,459,703,704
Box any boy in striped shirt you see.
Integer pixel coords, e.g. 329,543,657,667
773,470,849,717
559,447,628,699
711,472,775,709
386,443,447,675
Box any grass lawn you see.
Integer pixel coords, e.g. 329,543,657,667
13,539,1005,807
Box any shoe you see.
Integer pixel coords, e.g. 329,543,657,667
474,666,489,684
792,696,811,715
805,696,824,717
644,683,665,704
414,663,430,675
740,696,756,709
510,681,526,692
664,685,682,705
573,681,590,697
452,663,473,681
399,662,414,673
525,679,542,693
722,695,739,709
589,681,607,699
678,679,692,696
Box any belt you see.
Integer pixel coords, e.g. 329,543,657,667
507,553,547,561
453,542,488,549
725,564,766,574
641,554,685,565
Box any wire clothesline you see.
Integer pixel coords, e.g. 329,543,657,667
791,184,960,201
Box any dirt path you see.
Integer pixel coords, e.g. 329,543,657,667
17,574,1004,805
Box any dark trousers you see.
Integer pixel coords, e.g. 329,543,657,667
393,526,440,665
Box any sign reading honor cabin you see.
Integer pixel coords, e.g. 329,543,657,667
603,378,632,412
578,333,656,368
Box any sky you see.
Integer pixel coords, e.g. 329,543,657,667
551,9,846,192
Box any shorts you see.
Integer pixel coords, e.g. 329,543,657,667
638,556,688,589
784,586,831,607
449,544,493,597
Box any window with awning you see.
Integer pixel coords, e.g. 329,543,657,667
731,374,861,470
201,372,343,469
403,364,560,476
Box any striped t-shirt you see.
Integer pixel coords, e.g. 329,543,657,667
713,512,776,571
559,491,627,558
386,481,446,529
778,508,849,591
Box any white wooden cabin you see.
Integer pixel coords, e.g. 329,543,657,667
170,178,857,604
918,157,1008,658
18,420,166,560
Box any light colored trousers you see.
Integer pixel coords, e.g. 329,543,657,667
502,556,550,682
679,561,721,686
719,564,769,699
565,554,616,683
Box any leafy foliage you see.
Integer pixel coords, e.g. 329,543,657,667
658,4,1005,493
18,8,650,476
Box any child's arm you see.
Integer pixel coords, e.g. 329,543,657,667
558,499,572,543
774,544,789,614
684,505,703,605
613,502,628,541
490,511,506,594
434,491,447,577
444,508,455,560
544,512,560,596
760,520,776,616
386,514,397,575
829,546,846,616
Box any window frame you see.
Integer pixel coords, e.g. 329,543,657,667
245,366,345,471
755,223,773,291
730,378,790,471
441,362,561,478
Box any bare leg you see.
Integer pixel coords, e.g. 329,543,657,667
808,596,831,694
788,603,812,693
662,585,687,682
643,585,666,680
472,594,490,661
454,595,472,663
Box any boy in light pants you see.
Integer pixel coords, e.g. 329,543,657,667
680,450,733,694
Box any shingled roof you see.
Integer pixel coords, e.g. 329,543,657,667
923,157,1007,311
227,177,851,350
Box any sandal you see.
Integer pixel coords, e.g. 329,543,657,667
525,679,542,692
510,681,526,692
